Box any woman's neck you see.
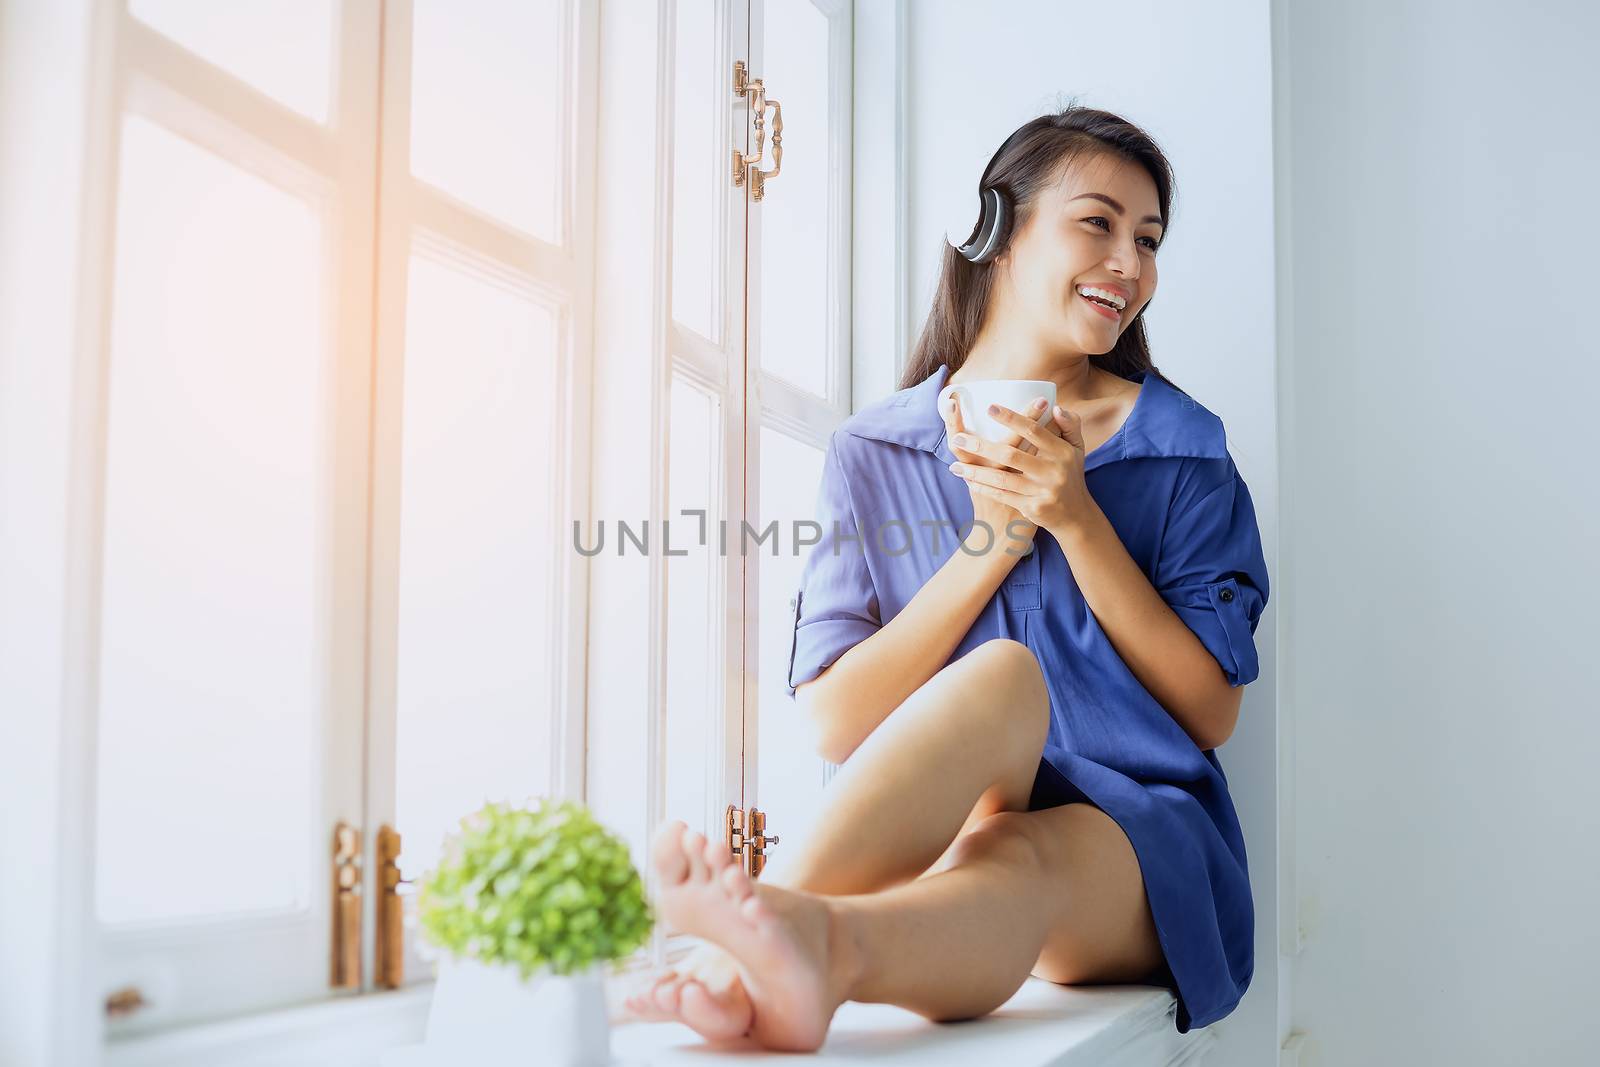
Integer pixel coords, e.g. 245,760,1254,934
951,342,1113,407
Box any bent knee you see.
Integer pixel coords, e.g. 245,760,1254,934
942,809,1043,874
960,639,1050,733
973,639,1048,701
969,637,1036,673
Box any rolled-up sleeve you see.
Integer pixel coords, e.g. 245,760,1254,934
1153,457,1270,688
786,432,882,698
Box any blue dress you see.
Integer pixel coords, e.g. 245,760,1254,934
784,362,1269,1033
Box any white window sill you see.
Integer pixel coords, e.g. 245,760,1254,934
104,976,1215,1067
612,979,1214,1066
103,984,434,1067
386,978,1215,1067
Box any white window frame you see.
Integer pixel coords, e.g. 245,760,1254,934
361,0,599,992
740,0,856,813
1,0,903,1059
585,0,856,980
61,0,600,1059
91,0,380,1038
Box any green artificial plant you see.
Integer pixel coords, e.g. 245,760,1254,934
417,798,654,980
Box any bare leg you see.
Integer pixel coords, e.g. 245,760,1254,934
641,804,1067,1051
834,823,1053,1021
621,638,1050,1036
762,636,1051,895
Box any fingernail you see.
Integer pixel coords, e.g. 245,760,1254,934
1031,398,1046,410
951,433,969,447
987,403,1000,415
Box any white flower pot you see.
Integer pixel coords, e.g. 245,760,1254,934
423,954,613,1066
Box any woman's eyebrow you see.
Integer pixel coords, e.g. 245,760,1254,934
1068,191,1163,228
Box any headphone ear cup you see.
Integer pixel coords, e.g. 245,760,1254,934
957,185,1011,264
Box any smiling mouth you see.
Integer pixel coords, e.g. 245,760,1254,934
1078,292,1123,320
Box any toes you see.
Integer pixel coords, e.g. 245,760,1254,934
651,820,690,885
624,972,678,1022
622,992,662,1020
680,977,749,1041
720,862,753,902
678,976,714,1014
683,830,710,883
653,972,691,1014
636,969,677,1010
704,831,733,873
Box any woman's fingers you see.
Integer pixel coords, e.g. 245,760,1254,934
948,428,1047,476
981,401,1060,455
944,396,1040,469
943,396,987,463
1051,405,1085,450
940,392,968,434
940,396,1056,470
949,461,1021,494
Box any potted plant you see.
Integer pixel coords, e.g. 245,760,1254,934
415,797,654,1066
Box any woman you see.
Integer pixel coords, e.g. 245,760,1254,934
621,105,1269,1051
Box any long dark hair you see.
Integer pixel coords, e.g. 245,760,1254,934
901,104,1182,394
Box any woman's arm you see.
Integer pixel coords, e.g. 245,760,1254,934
796,527,1024,765
1055,506,1239,750
946,401,1254,752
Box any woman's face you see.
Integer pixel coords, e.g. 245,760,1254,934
996,152,1164,355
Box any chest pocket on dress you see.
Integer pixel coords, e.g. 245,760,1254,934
1001,540,1041,611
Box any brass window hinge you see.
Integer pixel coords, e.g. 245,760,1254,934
375,824,411,989
330,821,362,989
331,821,411,991
725,804,781,878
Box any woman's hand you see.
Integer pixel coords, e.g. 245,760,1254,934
946,400,1097,540
941,393,1041,556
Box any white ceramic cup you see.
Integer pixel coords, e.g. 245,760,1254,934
937,378,1057,443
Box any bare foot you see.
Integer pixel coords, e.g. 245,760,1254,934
643,819,859,1052
617,940,752,1042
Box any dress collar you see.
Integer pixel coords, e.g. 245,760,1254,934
841,361,1231,472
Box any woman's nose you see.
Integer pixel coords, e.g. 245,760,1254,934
1105,242,1140,281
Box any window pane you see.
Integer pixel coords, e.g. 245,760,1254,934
757,2,831,396
394,252,557,882
664,376,722,836
410,0,561,242
129,0,337,124
670,0,720,341
95,115,326,925
757,428,826,842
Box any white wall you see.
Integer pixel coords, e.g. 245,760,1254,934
1277,0,1600,1063
884,2,1282,1062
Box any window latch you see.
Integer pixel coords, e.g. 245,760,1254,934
726,804,782,878
731,60,783,201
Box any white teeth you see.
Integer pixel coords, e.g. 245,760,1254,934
1076,286,1126,311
